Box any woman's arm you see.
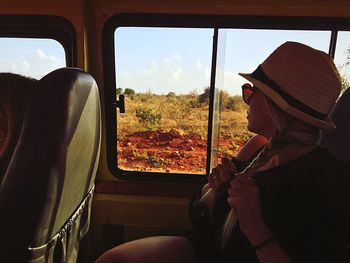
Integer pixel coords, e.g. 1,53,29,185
254,241,293,263
227,175,293,263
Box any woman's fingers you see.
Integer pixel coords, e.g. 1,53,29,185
208,165,223,189
232,173,255,185
215,165,224,186
207,158,240,191
227,174,266,239
208,164,228,188
221,157,236,181
228,175,258,197
228,186,256,200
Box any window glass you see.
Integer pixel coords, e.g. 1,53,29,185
334,31,350,92
0,37,66,79
210,29,226,171
113,25,333,178
216,29,331,160
115,27,213,174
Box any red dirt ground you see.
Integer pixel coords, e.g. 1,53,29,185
117,129,245,174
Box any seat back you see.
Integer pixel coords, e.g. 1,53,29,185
0,68,101,263
0,73,37,177
320,87,350,164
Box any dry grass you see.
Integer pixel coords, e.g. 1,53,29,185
116,93,255,172
117,93,252,143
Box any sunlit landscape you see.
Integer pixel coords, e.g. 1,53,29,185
116,90,252,174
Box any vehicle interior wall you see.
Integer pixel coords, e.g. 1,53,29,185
2,0,350,261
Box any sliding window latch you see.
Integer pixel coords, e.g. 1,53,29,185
114,94,125,114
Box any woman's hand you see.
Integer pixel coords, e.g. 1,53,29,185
227,174,271,245
209,157,237,189
201,157,236,196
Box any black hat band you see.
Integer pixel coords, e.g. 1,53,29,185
251,65,327,120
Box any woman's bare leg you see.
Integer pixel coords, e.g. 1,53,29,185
95,236,196,263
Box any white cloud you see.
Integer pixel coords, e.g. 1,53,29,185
117,54,215,95
195,60,202,70
0,49,64,79
172,68,182,79
116,55,252,95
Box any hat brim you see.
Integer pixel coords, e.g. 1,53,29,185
239,73,335,129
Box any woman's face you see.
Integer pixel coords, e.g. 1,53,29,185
246,90,277,139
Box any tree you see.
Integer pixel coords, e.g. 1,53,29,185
340,43,350,92
124,88,135,96
166,91,176,98
116,87,123,94
198,87,210,104
221,91,237,110
340,75,350,92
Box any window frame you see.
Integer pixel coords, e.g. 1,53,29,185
103,13,350,182
0,15,76,67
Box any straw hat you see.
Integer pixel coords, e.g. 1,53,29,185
239,41,341,129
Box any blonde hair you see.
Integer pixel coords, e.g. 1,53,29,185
200,95,320,251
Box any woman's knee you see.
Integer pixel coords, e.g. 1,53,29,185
95,236,195,263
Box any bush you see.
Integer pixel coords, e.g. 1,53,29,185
135,106,162,127
125,88,136,96
116,87,123,94
198,87,210,104
221,91,234,110
166,91,176,98
340,74,350,93
188,99,201,108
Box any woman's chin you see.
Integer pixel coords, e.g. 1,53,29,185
247,124,254,133
247,124,261,135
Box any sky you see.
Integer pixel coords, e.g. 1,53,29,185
115,27,350,95
0,38,65,79
0,30,349,95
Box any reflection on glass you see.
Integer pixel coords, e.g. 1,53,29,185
210,29,226,172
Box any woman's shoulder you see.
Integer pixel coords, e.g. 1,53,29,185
255,146,350,182
309,146,350,171
277,145,347,169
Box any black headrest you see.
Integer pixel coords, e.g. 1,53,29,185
320,88,350,164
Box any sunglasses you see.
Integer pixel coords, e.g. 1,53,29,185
242,83,259,104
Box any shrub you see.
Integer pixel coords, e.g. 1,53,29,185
135,106,162,127
221,92,247,111
198,87,210,104
340,74,350,93
166,91,176,98
221,91,235,110
116,87,123,94
125,88,136,96
188,99,201,108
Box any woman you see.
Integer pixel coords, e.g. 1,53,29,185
191,41,350,263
